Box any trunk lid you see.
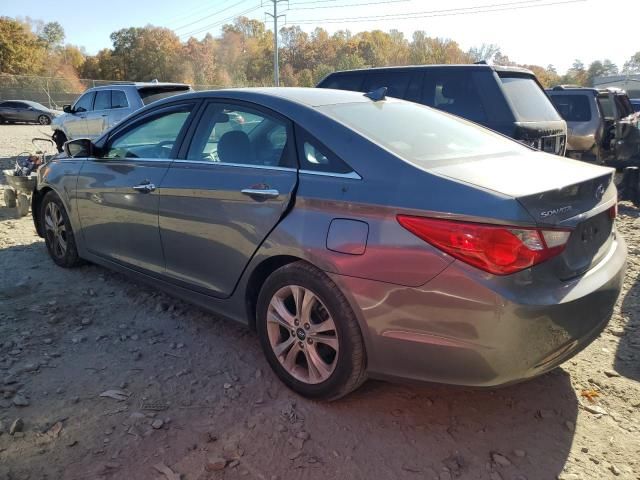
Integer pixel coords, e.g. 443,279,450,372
430,151,616,279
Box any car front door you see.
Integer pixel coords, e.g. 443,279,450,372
76,102,197,275
86,90,111,137
64,92,94,138
158,101,297,298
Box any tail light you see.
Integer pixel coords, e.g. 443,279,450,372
397,215,572,275
608,203,617,220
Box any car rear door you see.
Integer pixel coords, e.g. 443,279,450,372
76,101,198,275
158,100,297,298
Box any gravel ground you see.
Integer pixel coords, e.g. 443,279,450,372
0,125,639,480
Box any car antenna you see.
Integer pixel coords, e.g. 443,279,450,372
364,87,387,101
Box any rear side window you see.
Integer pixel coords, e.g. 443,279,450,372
187,103,294,168
112,90,129,108
549,94,592,122
138,86,190,105
362,72,412,99
421,70,487,123
296,128,355,175
318,74,364,92
499,75,561,122
94,90,111,110
597,96,614,118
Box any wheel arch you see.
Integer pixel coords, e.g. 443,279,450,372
244,254,306,330
32,186,55,237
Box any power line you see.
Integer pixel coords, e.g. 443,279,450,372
158,1,238,28
289,0,584,24
173,0,252,31
178,4,263,38
285,0,410,10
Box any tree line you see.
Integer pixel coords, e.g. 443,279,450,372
1,15,639,89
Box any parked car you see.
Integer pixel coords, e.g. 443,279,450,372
631,98,640,113
547,86,640,166
317,64,567,155
0,100,58,125
33,88,625,400
50,82,191,152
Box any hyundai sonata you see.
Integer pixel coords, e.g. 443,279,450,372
32,88,626,399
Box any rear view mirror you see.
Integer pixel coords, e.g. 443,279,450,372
64,138,97,158
63,104,72,113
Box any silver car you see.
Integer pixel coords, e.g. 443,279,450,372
33,88,626,400
0,100,58,125
50,82,190,152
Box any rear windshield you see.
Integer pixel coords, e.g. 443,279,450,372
318,74,364,92
138,86,191,105
499,75,562,122
318,100,525,167
549,94,592,122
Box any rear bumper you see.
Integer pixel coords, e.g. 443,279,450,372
329,233,626,387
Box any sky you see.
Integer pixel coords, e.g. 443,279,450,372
3,0,639,73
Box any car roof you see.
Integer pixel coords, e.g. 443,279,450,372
89,82,189,91
547,86,629,96
323,64,535,76
154,87,373,108
0,99,47,108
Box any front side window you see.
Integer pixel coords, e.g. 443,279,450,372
319,100,525,168
104,107,192,159
94,90,111,111
187,103,293,167
499,75,561,122
74,92,95,113
549,94,592,122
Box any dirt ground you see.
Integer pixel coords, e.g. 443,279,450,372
0,124,639,480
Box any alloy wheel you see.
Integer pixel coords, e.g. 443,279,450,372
44,202,67,259
266,285,339,384
38,115,50,125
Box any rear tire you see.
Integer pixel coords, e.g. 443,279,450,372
256,261,367,400
38,115,51,125
3,188,17,208
40,191,83,268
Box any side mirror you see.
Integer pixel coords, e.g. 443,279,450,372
64,138,98,158
63,104,72,114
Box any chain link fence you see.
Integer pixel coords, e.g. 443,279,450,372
0,74,220,110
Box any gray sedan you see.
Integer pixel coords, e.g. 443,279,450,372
32,88,626,400
0,100,57,125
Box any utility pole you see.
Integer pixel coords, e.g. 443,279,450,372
264,0,287,86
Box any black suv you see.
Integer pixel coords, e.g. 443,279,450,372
318,64,567,155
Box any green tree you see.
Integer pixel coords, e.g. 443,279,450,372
0,17,46,74
622,52,640,74
39,21,65,48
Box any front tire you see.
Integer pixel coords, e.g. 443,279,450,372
256,262,366,400
38,115,51,125
40,191,82,268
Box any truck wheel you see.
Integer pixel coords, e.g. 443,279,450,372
3,188,17,208
16,194,30,216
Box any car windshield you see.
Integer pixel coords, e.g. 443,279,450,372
499,75,562,122
317,100,526,167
